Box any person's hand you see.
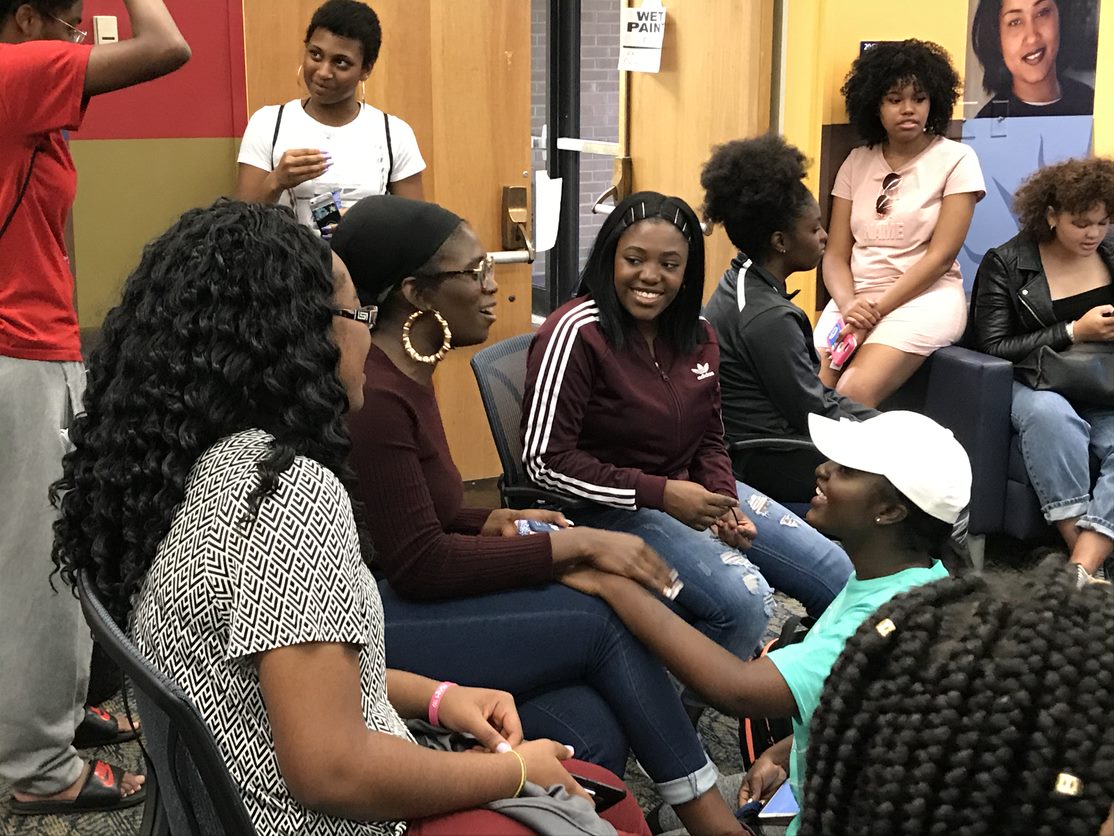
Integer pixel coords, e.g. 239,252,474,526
555,528,675,594
663,480,739,530
711,508,757,551
737,749,788,806
268,147,330,191
513,740,593,802
557,565,613,598
482,508,571,537
435,685,524,751
840,296,881,332
1072,304,1114,343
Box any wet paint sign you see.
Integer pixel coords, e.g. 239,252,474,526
619,2,666,73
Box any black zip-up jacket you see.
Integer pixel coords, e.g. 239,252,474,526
968,233,1114,362
702,254,876,442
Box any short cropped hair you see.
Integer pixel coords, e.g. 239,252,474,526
305,0,382,70
841,39,960,146
1,0,77,22
1013,157,1114,242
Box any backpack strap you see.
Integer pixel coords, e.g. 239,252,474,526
383,110,394,183
270,103,286,168
0,145,42,242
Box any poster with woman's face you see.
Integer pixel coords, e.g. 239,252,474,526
964,0,1099,118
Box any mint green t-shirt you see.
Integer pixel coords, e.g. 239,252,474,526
768,559,948,835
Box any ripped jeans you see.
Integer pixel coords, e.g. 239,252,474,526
574,479,852,663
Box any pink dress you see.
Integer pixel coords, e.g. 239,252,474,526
813,136,985,357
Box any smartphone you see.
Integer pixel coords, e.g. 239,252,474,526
570,774,627,813
829,332,859,370
515,519,562,535
309,191,342,234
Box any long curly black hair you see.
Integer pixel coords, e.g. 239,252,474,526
576,191,706,355
799,557,1114,835
51,200,365,626
701,133,814,261
841,39,960,146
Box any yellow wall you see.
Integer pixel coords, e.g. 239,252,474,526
71,138,239,327
779,0,1112,316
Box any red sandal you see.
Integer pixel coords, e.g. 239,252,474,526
9,759,146,815
72,704,140,749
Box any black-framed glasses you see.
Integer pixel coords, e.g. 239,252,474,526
420,254,496,287
876,172,901,217
333,305,378,331
52,15,88,43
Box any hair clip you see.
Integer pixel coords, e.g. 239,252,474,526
875,618,896,638
1053,772,1083,797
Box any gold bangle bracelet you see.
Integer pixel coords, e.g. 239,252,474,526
507,749,527,797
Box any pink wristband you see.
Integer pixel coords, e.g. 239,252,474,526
428,681,456,727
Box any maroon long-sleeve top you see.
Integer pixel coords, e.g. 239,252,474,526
348,344,554,600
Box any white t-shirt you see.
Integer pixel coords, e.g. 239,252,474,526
238,99,425,226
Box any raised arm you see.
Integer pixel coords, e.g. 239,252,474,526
83,0,190,97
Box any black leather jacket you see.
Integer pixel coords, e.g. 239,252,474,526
968,232,1114,363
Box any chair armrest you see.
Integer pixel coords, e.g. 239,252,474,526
501,484,592,512
728,437,819,455
920,345,1013,535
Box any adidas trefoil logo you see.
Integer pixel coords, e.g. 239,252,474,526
691,362,714,380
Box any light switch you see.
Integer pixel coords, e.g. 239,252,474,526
92,16,118,45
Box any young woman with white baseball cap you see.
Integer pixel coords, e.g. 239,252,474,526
561,409,972,835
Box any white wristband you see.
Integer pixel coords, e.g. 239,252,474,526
1066,321,1076,343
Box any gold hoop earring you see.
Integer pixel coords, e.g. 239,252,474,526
294,64,303,88
402,309,452,364
359,81,366,104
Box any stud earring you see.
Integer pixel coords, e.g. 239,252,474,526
875,517,882,524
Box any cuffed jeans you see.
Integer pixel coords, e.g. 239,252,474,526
380,582,718,806
1011,382,1114,541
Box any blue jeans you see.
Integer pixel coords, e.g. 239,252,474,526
1011,382,1114,541
379,582,718,805
575,479,851,645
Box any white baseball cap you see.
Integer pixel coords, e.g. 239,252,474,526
807,411,972,524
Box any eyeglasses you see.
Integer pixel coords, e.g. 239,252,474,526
333,305,378,331
420,255,496,287
876,172,901,217
52,15,88,43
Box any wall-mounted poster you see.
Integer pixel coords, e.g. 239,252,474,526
955,0,1100,287
965,0,1100,118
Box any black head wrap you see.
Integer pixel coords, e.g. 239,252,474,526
331,195,464,305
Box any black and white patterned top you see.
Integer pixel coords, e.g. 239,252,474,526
132,429,413,836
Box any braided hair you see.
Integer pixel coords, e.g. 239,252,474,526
799,557,1114,835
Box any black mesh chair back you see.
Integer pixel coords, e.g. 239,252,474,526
470,333,586,509
76,570,257,836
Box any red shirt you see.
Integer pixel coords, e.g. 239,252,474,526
522,296,737,510
0,40,91,362
347,344,554,600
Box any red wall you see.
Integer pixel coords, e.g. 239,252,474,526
74,0,246,140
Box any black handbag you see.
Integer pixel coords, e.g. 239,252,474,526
1013,342,1114,407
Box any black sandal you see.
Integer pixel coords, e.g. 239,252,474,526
10,759,146,815
73,704,139,749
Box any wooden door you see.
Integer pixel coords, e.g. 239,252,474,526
242,0,533,480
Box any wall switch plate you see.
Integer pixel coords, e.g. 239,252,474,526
92,16,118,45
